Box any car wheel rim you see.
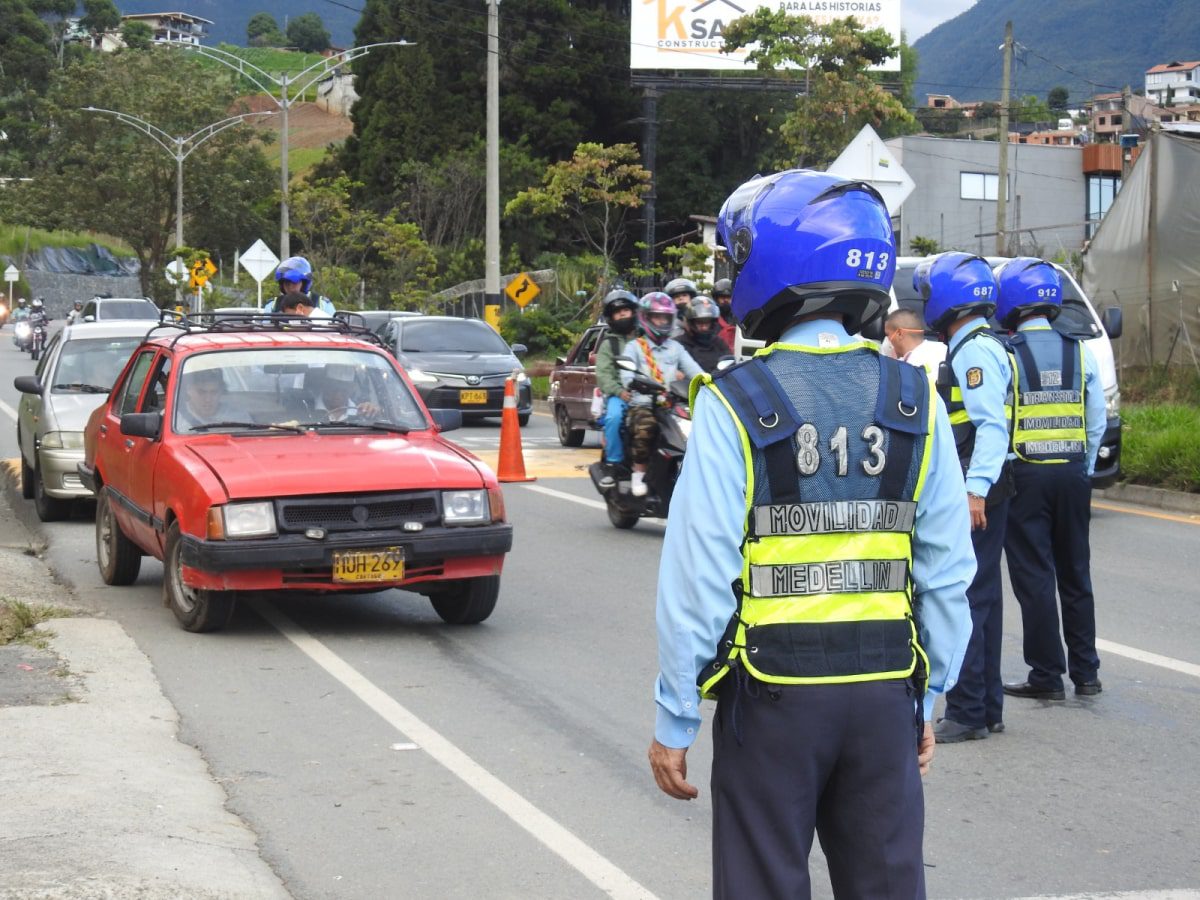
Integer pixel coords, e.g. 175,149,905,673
169,540,198,614
556,408,569,441
98,502,113,570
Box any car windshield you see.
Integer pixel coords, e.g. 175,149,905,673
100,300,158,319
173,348,429,434
400,320,511,354
52,337,144,393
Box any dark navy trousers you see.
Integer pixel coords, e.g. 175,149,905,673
944,497,1009,728
1004,461,1100,690
712,678,926,899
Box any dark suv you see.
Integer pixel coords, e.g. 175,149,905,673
548,323,608,446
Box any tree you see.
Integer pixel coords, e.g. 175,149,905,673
0,0,56,176
505,143,650,289
79,0,121,40
120,20,152,50
1,51,276,300
247,12,285,48
30,0,75,66
286,13,330,53
1048,85,1070,114
721,13,915,169
909,236,940,256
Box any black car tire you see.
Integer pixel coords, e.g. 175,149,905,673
96,487,142,586
164,522,236,633
555,404,585,447
518,412,530,427
33,462,71,522
19,437,34,500
607,496,639,529
430,575,499,625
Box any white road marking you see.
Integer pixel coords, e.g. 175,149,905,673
1096,638,1200,680
521,482,608,511
0,398,18,422
250,599,659,900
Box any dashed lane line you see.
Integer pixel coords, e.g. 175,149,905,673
249,599,660,900
0,398,17,422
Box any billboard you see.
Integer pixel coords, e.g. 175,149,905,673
630,0,902,71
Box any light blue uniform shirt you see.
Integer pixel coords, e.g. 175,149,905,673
948,318,1013,497
653,320,976,748
620,337,703,407
1013,318,1107,475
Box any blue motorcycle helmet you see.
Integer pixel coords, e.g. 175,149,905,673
913,252,997,336
716,169,896,341
275,256,313,293
994,257,1061,329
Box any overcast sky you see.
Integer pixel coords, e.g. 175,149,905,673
905,0,979,42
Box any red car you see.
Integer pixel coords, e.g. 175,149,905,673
78,316,512,632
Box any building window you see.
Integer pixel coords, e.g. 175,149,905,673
1086,174,1121,240
961,172,1000,201
1111,114,1123,125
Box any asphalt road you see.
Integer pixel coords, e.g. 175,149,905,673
2,330,1198,899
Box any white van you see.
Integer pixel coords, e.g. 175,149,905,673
732,256,1123,486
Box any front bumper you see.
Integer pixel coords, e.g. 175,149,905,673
179,522,513,591
419,382,533,417
39,448,91,499
1091,416,1121,488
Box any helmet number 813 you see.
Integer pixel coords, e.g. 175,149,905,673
845,249,889,271
796,424,887,477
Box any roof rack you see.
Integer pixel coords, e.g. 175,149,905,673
148,310,386,351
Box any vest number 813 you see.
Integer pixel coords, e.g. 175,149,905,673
796,424,887,477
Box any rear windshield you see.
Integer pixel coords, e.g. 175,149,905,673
400,320,510,354
100,300,158,319
51,337,144,393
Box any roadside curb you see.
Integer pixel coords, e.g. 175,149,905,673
1096,481,1200,516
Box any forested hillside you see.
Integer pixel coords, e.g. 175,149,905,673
117,0,358,48
913,0,1200,105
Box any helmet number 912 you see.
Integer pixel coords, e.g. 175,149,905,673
845,249,890,271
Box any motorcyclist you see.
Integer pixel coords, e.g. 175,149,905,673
676,295,732,373
620,292,703,497
595,289,641,488
67,299,84,325
28,298,49,356
663,277,698,338
263,256,336,315
11,299,30,348
712,278,737,350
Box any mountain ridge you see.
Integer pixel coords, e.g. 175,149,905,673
912,0,1200,105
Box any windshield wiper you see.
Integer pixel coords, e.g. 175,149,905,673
189,420,304,433
297,420,412,434
53,383,110,393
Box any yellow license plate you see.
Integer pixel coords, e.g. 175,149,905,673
332,547,406,583
460,389,488,404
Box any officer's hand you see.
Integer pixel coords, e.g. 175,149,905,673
649,739,698,800
918,722,935,776
968,494,987,531
620,390,632,402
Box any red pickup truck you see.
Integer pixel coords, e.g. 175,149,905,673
78,315,512,632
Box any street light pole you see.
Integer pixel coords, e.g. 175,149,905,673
485,0,500,317
82,106,277,302
163,41,413,259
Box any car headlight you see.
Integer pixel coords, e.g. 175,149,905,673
40,431,85,450
15,322,30,337
1105,386,1120,419
407,368,439,384
208,501,276,539
515,371,528,383
442,490,490,525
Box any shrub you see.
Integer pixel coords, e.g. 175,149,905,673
1120,403,1200,493
499,307,577,358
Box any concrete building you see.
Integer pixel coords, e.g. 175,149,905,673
1145,60,1200,106
885,135,1088,257
120,12,212,46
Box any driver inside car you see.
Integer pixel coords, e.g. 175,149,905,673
176,369,234,431
316,364,380,422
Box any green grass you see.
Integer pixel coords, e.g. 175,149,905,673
0,599,77,648
1119,366,1200,406
262,145,333,180
1120,403,1200,494
529,375,549,401
196,44,328,102
0,223,133,258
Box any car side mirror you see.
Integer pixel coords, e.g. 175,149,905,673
120,411,162,440
83,315,95,322
13,375,43,395
1101,306,1123,339
554,356,566,366
511,343,527,356
430,408,462,433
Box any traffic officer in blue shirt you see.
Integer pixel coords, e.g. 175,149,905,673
916,253,1016,742
647,170,976,899
997,258,1107,701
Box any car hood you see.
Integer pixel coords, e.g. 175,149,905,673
399,351,519,376
184,432,489,500
45,392,112,433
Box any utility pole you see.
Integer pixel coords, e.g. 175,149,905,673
996,20,1013,256
485,0,501,320
1121,84,1134,180
640,87,658,289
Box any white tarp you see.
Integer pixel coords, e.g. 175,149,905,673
1082,132,1200,368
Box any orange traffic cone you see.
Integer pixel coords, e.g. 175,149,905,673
496,372,536,483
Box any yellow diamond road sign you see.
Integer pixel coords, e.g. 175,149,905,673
505,272,539,308
189,258,217,290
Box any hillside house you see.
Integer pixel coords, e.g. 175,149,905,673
1145,60,1200,106
121,12,212,46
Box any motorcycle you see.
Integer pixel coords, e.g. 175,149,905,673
589,361,691,529
13,319,32,352
29,318,47,361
